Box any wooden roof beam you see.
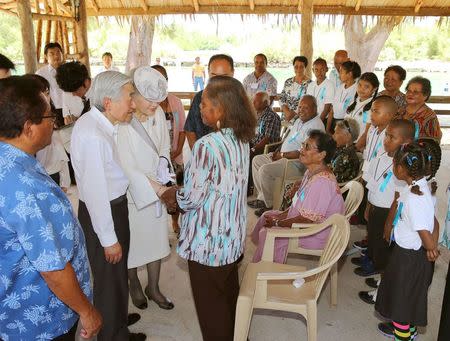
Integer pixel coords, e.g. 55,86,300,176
192,0,199,12
355,0,362,12
298,0,302,12
139,0,148,12
90,0,99,12
415,0,424,13
86,5,450,17
249,0,254,11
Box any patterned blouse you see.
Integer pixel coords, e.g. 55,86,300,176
330,145,361,184
279,77,312,113
404,103,442,142
176,128,249,266
378,90,407,116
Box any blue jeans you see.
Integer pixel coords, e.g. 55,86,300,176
193,76,204,91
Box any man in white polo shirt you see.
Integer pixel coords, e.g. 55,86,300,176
250,95,325,215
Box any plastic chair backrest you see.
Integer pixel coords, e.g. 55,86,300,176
340,180,364,219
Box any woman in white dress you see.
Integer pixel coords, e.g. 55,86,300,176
117,67,174,310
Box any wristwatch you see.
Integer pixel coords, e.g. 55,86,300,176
280,152,284,158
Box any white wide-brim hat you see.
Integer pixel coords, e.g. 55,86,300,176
133,66,168,102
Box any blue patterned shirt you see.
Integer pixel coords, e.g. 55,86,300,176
176,128,249,266
0,142,92,340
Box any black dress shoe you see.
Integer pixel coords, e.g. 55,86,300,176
145,287,175,310
358,290,376,304
248,199,265,209
130,295,148,310
127,313,141,326
129,332,146,341
255,206,272,217
365,277,380,289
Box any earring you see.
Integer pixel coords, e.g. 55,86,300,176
216,120,221,129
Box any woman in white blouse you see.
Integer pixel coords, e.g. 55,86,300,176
117,67,174,311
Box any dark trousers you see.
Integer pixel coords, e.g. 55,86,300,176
367,204,391,271
50,172,60,186
188,258,241,341
52,321,78,341
438,261,450,341
78,195,130,341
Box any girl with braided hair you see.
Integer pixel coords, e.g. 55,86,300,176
345,72,380,144
418,138,442,203
375,142,439,341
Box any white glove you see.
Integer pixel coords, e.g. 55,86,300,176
156,157,175,185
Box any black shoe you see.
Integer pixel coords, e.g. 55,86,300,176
255,206,272,217
127,313,141,326
365,277,380,289
358,290,376,304
145,287,175,310
248,199,265,209
129,332,147,341
130,294,148,310
351,257,362,266
377,322,394,338
352,239,368,250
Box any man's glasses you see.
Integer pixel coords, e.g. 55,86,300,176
42,114,58,122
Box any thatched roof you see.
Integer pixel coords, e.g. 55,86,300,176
0,0,449,19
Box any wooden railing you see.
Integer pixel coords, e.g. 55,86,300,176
172,92,450,117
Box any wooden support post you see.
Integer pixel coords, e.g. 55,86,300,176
300,0,313,78
35,0,42,62
58,21,64,53
51,20,57,42
62,21,69,55
74,0,90,72
17,0,37,73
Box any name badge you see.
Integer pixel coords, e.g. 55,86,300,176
251,83,258,90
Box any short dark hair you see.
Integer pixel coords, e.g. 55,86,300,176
373,95,398,116
0,54,15,71
254,53,268,64
313,57,327,68
56,61,90,92
393,142,428,195
44,42,63,55
341,61,361,79
208,54,234,72
406,76,432,101
384,65,406,81
308,129,337,164
347,72,380,114
293,56,308,67
102,52,113,59
388,119,415,141
151,64,168,80
205,76,257,143
0,76,50,138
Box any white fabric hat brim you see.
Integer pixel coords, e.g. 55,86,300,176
133,66,168,102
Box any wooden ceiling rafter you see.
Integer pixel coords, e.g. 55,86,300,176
249,0,254,11
355,0,362,12
192,0,199,12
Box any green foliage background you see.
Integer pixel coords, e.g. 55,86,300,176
0,13,449,64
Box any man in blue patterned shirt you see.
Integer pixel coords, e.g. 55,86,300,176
0,76,101,340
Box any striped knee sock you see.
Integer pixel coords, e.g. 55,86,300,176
410,325,417,339
393,321,411,341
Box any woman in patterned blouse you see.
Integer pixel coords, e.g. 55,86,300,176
279,56,312,122
378,65,407,117
168,76,257,341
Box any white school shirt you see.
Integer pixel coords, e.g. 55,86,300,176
366,152,406,208
36,64,64,109
36,131,70,188
242,71,278,99
99,65,120,74
362,125,386,180
344,96,373,138
306,78,335,117
394,178,434,250
280,115,325,152
332,82,357,119
62,92,84,118
70,106,129,247
329,68,342,90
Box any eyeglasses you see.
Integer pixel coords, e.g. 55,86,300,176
42,114,58,122
301,142,318,151
406,89,423,96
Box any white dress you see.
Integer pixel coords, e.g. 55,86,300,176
117,107,171,268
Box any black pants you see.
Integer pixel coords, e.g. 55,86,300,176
188,257,241,341
51,321,78,341
367,204,391,271
78,195,130,341
438,261,450,341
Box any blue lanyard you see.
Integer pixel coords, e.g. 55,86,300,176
300,190,305,202
371,141,382,160
379,170,393,192
391,202,404,242
343,96,352,111
319,86,326,101
288,131,299,143
362,110,369,124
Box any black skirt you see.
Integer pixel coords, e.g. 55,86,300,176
375,244,434,326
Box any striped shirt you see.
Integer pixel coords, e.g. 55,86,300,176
176,128,249,266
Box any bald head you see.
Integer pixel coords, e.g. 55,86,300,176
334,50,349,71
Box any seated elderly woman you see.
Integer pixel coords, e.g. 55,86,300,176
251,130,345,263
